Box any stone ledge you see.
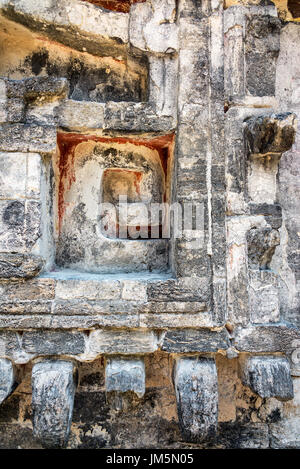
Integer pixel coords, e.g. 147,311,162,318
1,324,299,362
0,274,211,319
161,329,230,353
87,329,159,358
56,100,177,132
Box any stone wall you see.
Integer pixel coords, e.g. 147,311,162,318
0,0,299,449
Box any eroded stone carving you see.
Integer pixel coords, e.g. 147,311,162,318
174,357,218,443
242,356,294,401
0,358,17,404
32,360,77,448
105,357,145,410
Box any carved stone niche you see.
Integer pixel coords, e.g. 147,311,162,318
53,132,174,274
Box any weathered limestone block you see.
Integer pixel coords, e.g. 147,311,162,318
245,113,296,202
87,330,158,358
242,356,294,401
105,358,145,410
245,113,296,156
0,253,44,279
224,7,245,98
233,325,300,353
0,331,35,363
0,200,41,252
139,312,213,328
245,14,281,97
0,124,56,153
226,215,267,325
121,280,147,302
174,357,218,443
104,102,175,132
224,5,279,101
130,0,178,53
148,55,178,118
56,279,122,301
161,329,230,353
0,358,17,404
6,77,68,101
269,378,300,449
56,99,105,130
32,360,77,448
249,270,280,324
22,331,85,356
147,278,209,303
249,203,282,229
246,226,280,270
0,152,40,199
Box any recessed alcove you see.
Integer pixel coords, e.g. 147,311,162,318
52,131,174,274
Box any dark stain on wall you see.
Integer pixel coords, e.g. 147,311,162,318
23,48,146,102
288,0,300,18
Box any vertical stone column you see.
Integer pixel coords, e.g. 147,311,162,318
176,0,226,325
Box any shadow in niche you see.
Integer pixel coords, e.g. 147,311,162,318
52,132,175,275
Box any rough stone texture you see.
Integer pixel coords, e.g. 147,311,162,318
233,325,300,353
0,253,44,279
243,356,294,400
32,360,77,448
87,330,159,358
130,0,178,54
249,270,280,323
0,359,16,404
0,0,299,450
0,0,130,56
105,357,145,408
22,331,85,356
174,357,218,443
245,14,281,96
249,203,282,229
244,112,296,155
57,100,105,130
269,377,300,448
247,227,280,269
0,124,56,153
161,329,230,353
